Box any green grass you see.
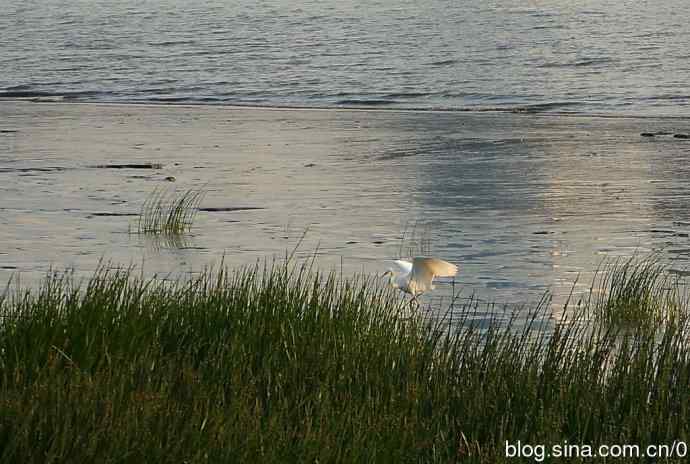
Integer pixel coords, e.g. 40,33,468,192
1,259,690,462
588,257,685,328
136,187,205,236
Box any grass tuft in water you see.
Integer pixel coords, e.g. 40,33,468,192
136,187,205,236
590,257,684,327
1,259,689,462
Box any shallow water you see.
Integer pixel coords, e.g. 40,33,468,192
1,0,690,116
2,101,690,311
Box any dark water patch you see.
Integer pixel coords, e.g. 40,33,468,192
0,265,17,270
92,163,163,169
336,99,396,106
148,40,197,47
136,95,229,104
364,103,585,114
0,90,58,98
528,10,559,17
198,207,265,212
3,84,35,91
89,212,139,217
428,59,458,66
532,25,566,30
189,96,226,103
136,86,202,96
575,57,614,67
0,89,107,100
510,101,584,113
0,166,67,173
643,95,690,102
52,67,86,72
674,134,690,139
376,147,419,161
641,131,674,136
669,248,690,255
540,57,614,68
381,92,432,99
146,96,193,103
0,129,18,133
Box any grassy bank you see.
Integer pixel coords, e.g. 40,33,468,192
1,260,690,462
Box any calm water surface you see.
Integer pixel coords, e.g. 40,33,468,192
2,1,690,311
1,0,690,116
1,102,690,311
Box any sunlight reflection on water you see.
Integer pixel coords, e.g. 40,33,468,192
1,101,690,316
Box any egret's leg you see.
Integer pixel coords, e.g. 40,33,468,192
411,293,421,308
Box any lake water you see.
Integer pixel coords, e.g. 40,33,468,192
2,1,690,310
2,0,690,116
2,101,690,312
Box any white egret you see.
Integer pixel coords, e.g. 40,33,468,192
382,257,458,300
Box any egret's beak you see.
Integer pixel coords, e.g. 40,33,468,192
380,270,392,279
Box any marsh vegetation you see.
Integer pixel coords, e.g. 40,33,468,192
0,258,689,462
135,187,206,237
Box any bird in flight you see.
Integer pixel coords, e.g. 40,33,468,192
382,257,458,302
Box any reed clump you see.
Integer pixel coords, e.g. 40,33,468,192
589,257,685,327
0,259,689,463
136,187,205,236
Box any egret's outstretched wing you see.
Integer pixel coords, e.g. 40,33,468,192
391,259,413,275
409,257,458,293
412,257,458,277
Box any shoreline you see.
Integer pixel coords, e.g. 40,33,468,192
3,97,690,121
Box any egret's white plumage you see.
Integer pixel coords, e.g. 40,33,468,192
383,257,458,298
